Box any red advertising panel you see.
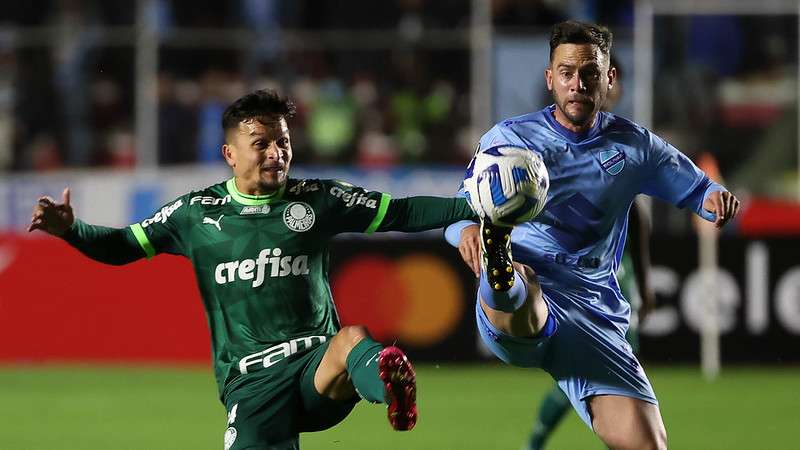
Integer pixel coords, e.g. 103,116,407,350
0,234,211,363
2,233,799,364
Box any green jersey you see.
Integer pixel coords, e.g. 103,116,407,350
123,177,470,396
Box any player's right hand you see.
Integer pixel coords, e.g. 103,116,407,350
28,187,75,236
703,190,740,229
458,224,481,278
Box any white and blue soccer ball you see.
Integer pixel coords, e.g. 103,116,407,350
463,146,549,227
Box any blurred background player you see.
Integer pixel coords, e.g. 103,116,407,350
28,89,476,449
523,58,656,450
446,21,739,450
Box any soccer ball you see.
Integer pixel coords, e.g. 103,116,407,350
463,146,549,227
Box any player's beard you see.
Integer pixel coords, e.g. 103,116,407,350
254,158,289,193
258,169,287,194
553,90,596,127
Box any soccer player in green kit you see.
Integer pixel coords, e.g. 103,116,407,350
28,89,476,450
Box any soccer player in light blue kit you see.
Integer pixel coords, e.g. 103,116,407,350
445,21,740,450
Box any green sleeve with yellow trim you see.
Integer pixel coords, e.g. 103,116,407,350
376,197,477,232
320,180,390,234
61,219,145,265
127,195,189,258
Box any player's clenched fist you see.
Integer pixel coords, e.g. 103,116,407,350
702,190,740,229
28,187,74,236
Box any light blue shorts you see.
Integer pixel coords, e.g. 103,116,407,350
475,290,657,428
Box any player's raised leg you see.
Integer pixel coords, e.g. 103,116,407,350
478,219,551,339
589,395,667,450
313,325,418,431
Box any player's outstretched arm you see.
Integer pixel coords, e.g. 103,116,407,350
702,190,740,229
375,196,477,233
378,197,481,275
28,188,146,265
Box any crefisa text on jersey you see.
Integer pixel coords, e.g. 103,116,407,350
214,247,310,287
329,186,378,208
141,199,183,228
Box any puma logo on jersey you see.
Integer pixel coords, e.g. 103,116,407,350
203,215,224,231
214,247,310,287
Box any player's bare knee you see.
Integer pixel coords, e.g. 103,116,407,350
653,422,668,450
642,406,668,450
327,326,371,369
336,325,370,351
633,432,667,450
596,419,667,450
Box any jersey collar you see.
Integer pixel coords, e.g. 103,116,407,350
226,178,285,205
543,104,603,144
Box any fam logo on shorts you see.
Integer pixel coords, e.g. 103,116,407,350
283,202,315,232
599,148,626,175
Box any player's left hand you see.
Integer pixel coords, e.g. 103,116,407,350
28,187,75,236
703,190,740,229
458,224,481,278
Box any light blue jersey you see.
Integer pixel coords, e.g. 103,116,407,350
446,105,725,426
449,104,722,329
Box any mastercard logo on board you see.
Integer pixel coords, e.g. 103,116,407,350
332,253,464,347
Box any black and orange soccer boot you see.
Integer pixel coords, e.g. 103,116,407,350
480,218,515,291
378,345,418,431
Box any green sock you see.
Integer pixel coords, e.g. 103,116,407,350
527,386,571,450
346,338,386,404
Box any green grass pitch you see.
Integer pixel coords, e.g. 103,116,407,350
0,364,796,449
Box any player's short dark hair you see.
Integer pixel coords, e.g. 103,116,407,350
549,21,613,61
222,89,296,132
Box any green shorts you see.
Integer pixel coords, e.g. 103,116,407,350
618,252,640,353
222,340,359,450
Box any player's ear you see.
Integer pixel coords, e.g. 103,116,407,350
545,67,553,91
607,66,617,90
222,143,235,168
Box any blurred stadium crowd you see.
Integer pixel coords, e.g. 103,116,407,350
1,0,634,171
1,0,798,205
